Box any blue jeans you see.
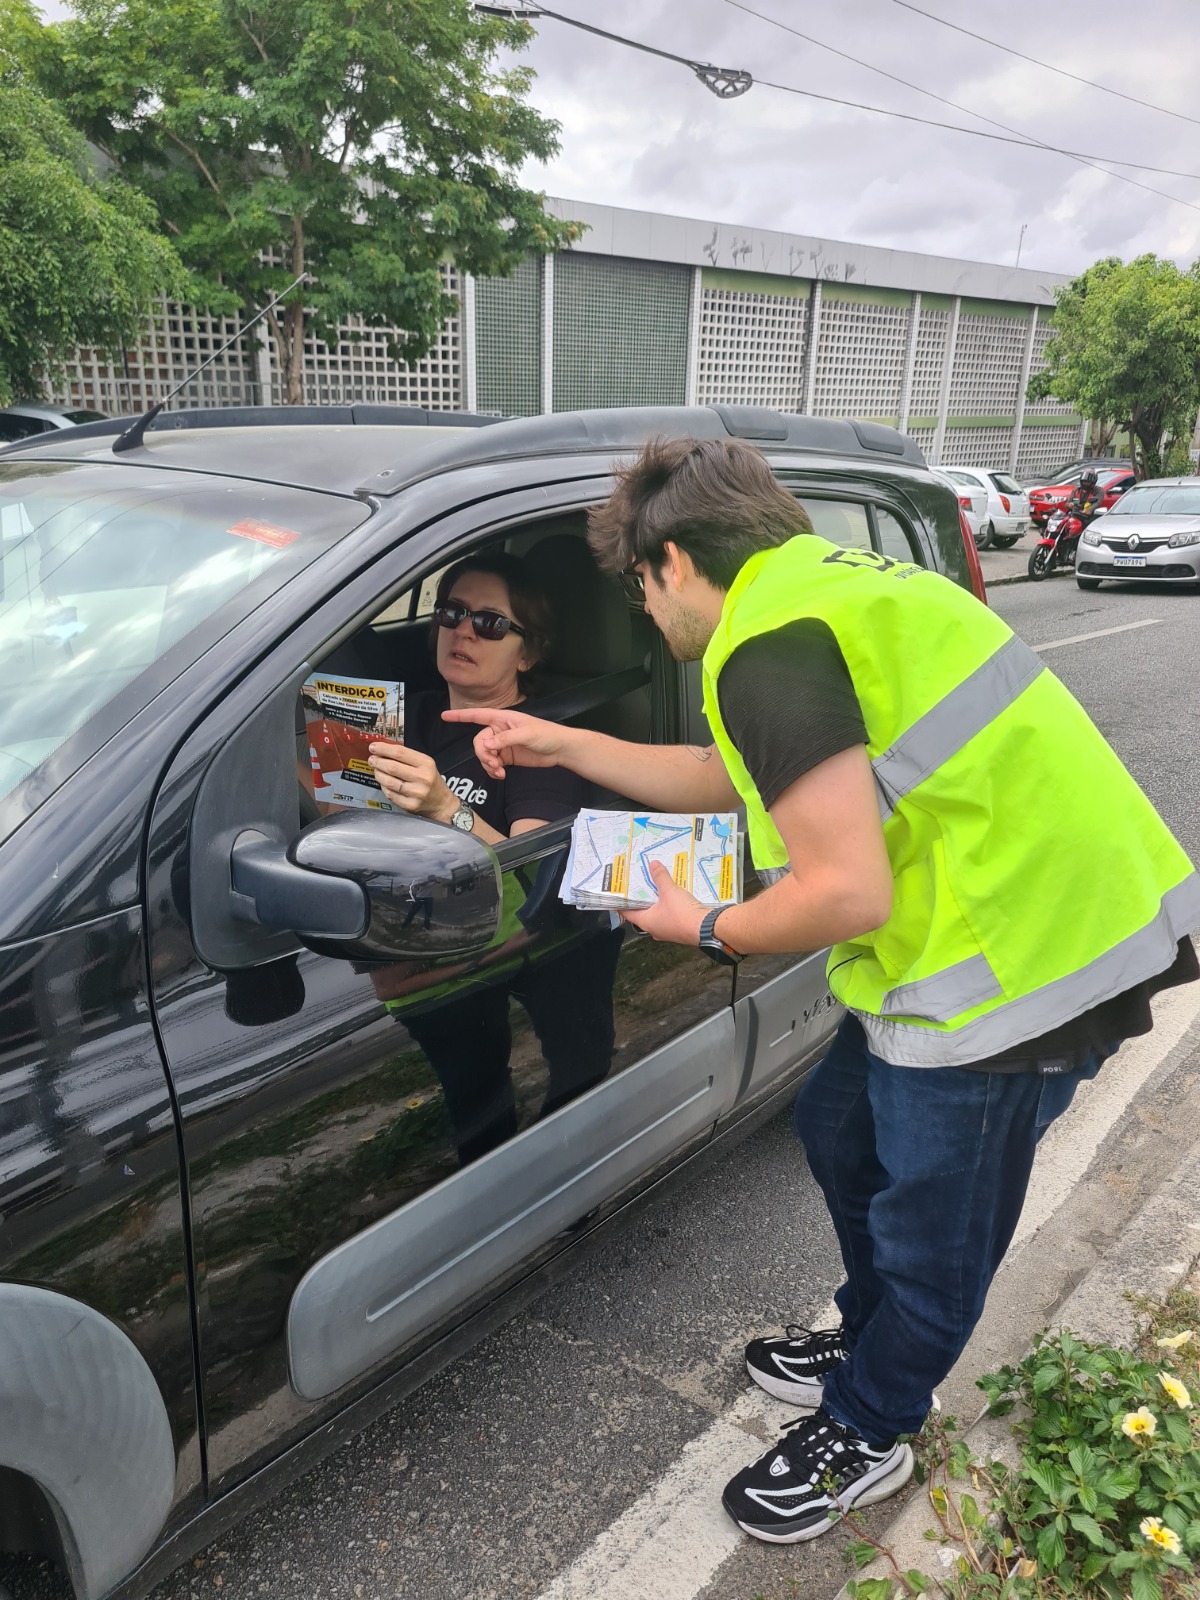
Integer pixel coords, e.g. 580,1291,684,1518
794,1013,1117,1446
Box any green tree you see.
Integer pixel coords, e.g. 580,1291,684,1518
0,0,186,405
1029,254,1200,479
39,0,579,403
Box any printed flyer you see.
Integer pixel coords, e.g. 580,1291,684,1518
301,673,404,812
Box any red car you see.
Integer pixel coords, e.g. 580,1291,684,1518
1028,467,1136,527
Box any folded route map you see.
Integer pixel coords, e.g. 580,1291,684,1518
560,809,742,912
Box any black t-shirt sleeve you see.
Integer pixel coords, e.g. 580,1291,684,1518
410,689,583,835
500,762,584,829
716,618,868,808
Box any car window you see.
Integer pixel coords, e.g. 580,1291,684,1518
874,507,921,563
989,473,1022,495
946,471,981,489
0,415,49,441
63,410,108,424
1110,484,1200,516
0,461,367,826
797,498,871,548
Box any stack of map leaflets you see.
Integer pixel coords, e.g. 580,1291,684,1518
560,810,743,913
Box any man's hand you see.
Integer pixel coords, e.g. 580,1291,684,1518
621,860,708,946
440,706,569,780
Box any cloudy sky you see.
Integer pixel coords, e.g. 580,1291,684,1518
501,0,1200,276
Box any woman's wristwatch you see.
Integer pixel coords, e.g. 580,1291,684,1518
448,804,475,832
698,907,742,966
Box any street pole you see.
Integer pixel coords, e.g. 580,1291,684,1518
1015,223,1028,269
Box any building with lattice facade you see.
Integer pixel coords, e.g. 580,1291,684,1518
47,199,1085,474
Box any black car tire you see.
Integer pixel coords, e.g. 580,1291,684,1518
1077,578,1101,590
1028,546,1054,581
992,533,1020,549
975,520,993,550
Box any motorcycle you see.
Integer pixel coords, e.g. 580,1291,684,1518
1027,506,1084,580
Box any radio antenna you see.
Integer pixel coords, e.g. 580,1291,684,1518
112,272,310,454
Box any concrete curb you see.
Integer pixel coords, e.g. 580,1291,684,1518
836,1059,1200,1596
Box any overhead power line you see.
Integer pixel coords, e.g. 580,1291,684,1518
480,1,1200,216
888,0,1200,131
719,0,1200,217
473,2,751,96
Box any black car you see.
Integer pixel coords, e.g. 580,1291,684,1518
0,404,979,1600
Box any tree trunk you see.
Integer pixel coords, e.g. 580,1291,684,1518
285,216,306,406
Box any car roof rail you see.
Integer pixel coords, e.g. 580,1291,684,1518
0,404,501,457
353,405,927,499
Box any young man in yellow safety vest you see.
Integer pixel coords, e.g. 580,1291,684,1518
446,436,1200,1543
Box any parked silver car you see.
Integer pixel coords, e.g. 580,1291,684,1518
933,469,988,549
0,402,107,443
941,467,1029,549
1076,477,1200,588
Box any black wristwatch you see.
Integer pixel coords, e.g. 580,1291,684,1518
698,907,742,966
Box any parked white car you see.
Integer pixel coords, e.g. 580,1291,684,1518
933,469,988,550
940,467,1029,550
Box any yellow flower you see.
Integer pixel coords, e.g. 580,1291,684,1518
1139,1517,1182,1556
1156,1329,1195,1350
1121,1407,1157,1439
1158,1372,1193,1408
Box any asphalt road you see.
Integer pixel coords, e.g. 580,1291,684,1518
3,572,1196,1600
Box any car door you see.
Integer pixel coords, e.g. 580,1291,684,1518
144,475,741,1496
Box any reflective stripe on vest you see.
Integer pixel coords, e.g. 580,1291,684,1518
861,872,1200,1066
872,635,1045,819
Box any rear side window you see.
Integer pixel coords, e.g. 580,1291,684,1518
0,415,49,441
797,498,871,548
946,471,981,489
874,508,921,563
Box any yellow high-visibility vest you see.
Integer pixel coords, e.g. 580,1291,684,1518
702,536,1200,1067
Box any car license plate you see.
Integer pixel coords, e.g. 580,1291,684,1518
1113,555,1146,567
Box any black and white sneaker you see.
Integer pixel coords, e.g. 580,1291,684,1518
745,1324,848,1406
722,1408,913,1544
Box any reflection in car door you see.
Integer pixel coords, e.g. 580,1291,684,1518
144,501,741,1496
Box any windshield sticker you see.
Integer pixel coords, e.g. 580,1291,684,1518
228,518,299,548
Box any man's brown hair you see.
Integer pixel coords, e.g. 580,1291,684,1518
587,435,813,591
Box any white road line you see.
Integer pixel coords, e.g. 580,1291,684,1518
1035,618,1161,654
535,981,1200,1600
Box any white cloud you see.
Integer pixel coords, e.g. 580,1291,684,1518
509,0,1200,274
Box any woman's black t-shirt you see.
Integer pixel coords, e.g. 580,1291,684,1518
406,689,584,836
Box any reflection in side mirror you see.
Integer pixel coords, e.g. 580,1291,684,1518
291,810,502,961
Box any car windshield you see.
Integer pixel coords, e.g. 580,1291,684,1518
0,460,368,817
63,409,108,424
989,473,1022,494
1109,485,1200,516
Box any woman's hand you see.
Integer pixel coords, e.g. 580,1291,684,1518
367,740,458,823
440,706,569,780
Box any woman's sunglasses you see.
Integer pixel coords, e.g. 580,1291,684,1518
433,600,526,642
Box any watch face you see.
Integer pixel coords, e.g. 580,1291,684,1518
452,806,474,831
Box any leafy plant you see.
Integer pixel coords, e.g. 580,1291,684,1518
1028,256,1200,480
838,1292,1199,1600
0,0,186,402
35,0,581,401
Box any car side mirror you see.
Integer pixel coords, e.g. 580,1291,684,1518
229,810,502,962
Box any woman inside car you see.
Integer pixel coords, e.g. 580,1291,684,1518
365,552,619,1165
367,551,581,838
